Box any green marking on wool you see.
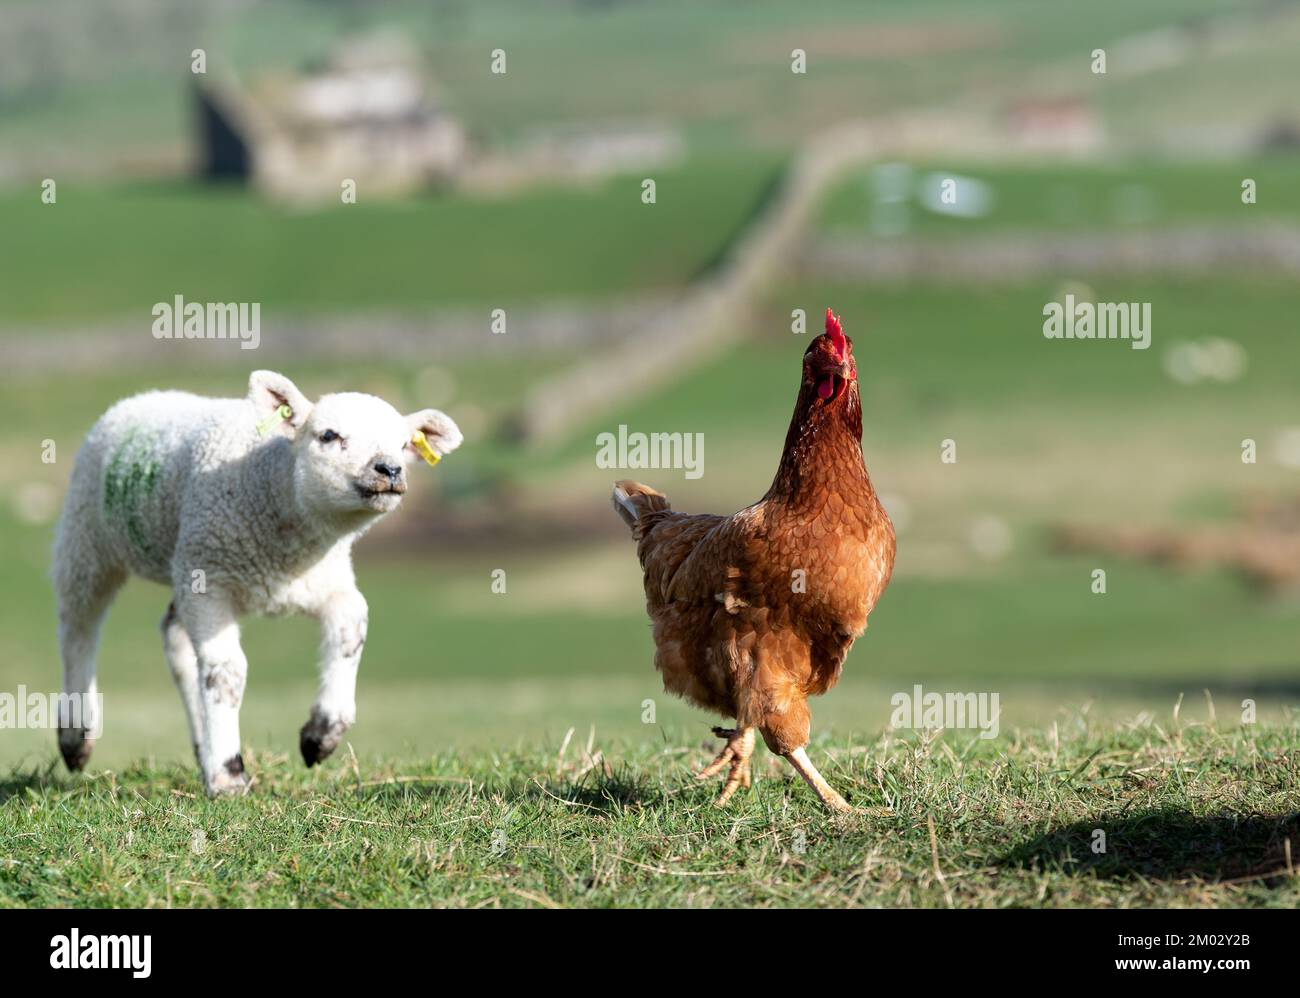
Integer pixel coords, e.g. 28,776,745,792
103,427,163,560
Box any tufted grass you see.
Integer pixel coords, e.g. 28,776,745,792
2,720,1299,908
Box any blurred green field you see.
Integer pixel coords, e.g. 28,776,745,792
6,154,1295,331
1096,11,1300,142
818,160,1300,235
1,0,1260,165
0,155,779,325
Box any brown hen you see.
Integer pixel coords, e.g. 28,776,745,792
612,308,895,812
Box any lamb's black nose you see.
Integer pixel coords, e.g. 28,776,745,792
374,462,401,482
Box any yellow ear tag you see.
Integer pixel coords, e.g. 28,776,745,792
411,430,442,467
256,404,293,438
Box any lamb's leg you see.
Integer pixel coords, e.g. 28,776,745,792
161,602,202,766
182,598,251,797
54,557,124,772
300,589,368,767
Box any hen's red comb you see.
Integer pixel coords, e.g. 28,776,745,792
825,307,847,358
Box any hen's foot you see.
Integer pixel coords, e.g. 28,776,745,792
784,746,855,814
697,726,756,806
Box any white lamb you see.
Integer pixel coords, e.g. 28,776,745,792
52,370,463,796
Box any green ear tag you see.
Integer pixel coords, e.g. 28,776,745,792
256,404,293,438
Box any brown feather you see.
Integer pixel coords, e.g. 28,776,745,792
612,325,896,757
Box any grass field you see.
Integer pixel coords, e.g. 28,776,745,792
817,160,1300,236
3,722,1298,907
7,155,1296,329
0,155,779,325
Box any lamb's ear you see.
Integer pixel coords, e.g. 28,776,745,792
248,370,312,438
405,409,463,462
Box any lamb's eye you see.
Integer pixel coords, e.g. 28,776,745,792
318,430,341,444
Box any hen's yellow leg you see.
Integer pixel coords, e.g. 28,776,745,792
783,746,854,813
697,726,756,806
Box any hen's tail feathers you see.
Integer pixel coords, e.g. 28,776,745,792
612,479,670,533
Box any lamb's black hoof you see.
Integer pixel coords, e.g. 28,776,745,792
300,728,323,767
299,709,345,767
57,728,93,772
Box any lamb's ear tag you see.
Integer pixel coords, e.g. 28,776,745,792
411,430,442,467
256,403,293,438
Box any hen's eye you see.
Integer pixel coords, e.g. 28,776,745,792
318,430,341,444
